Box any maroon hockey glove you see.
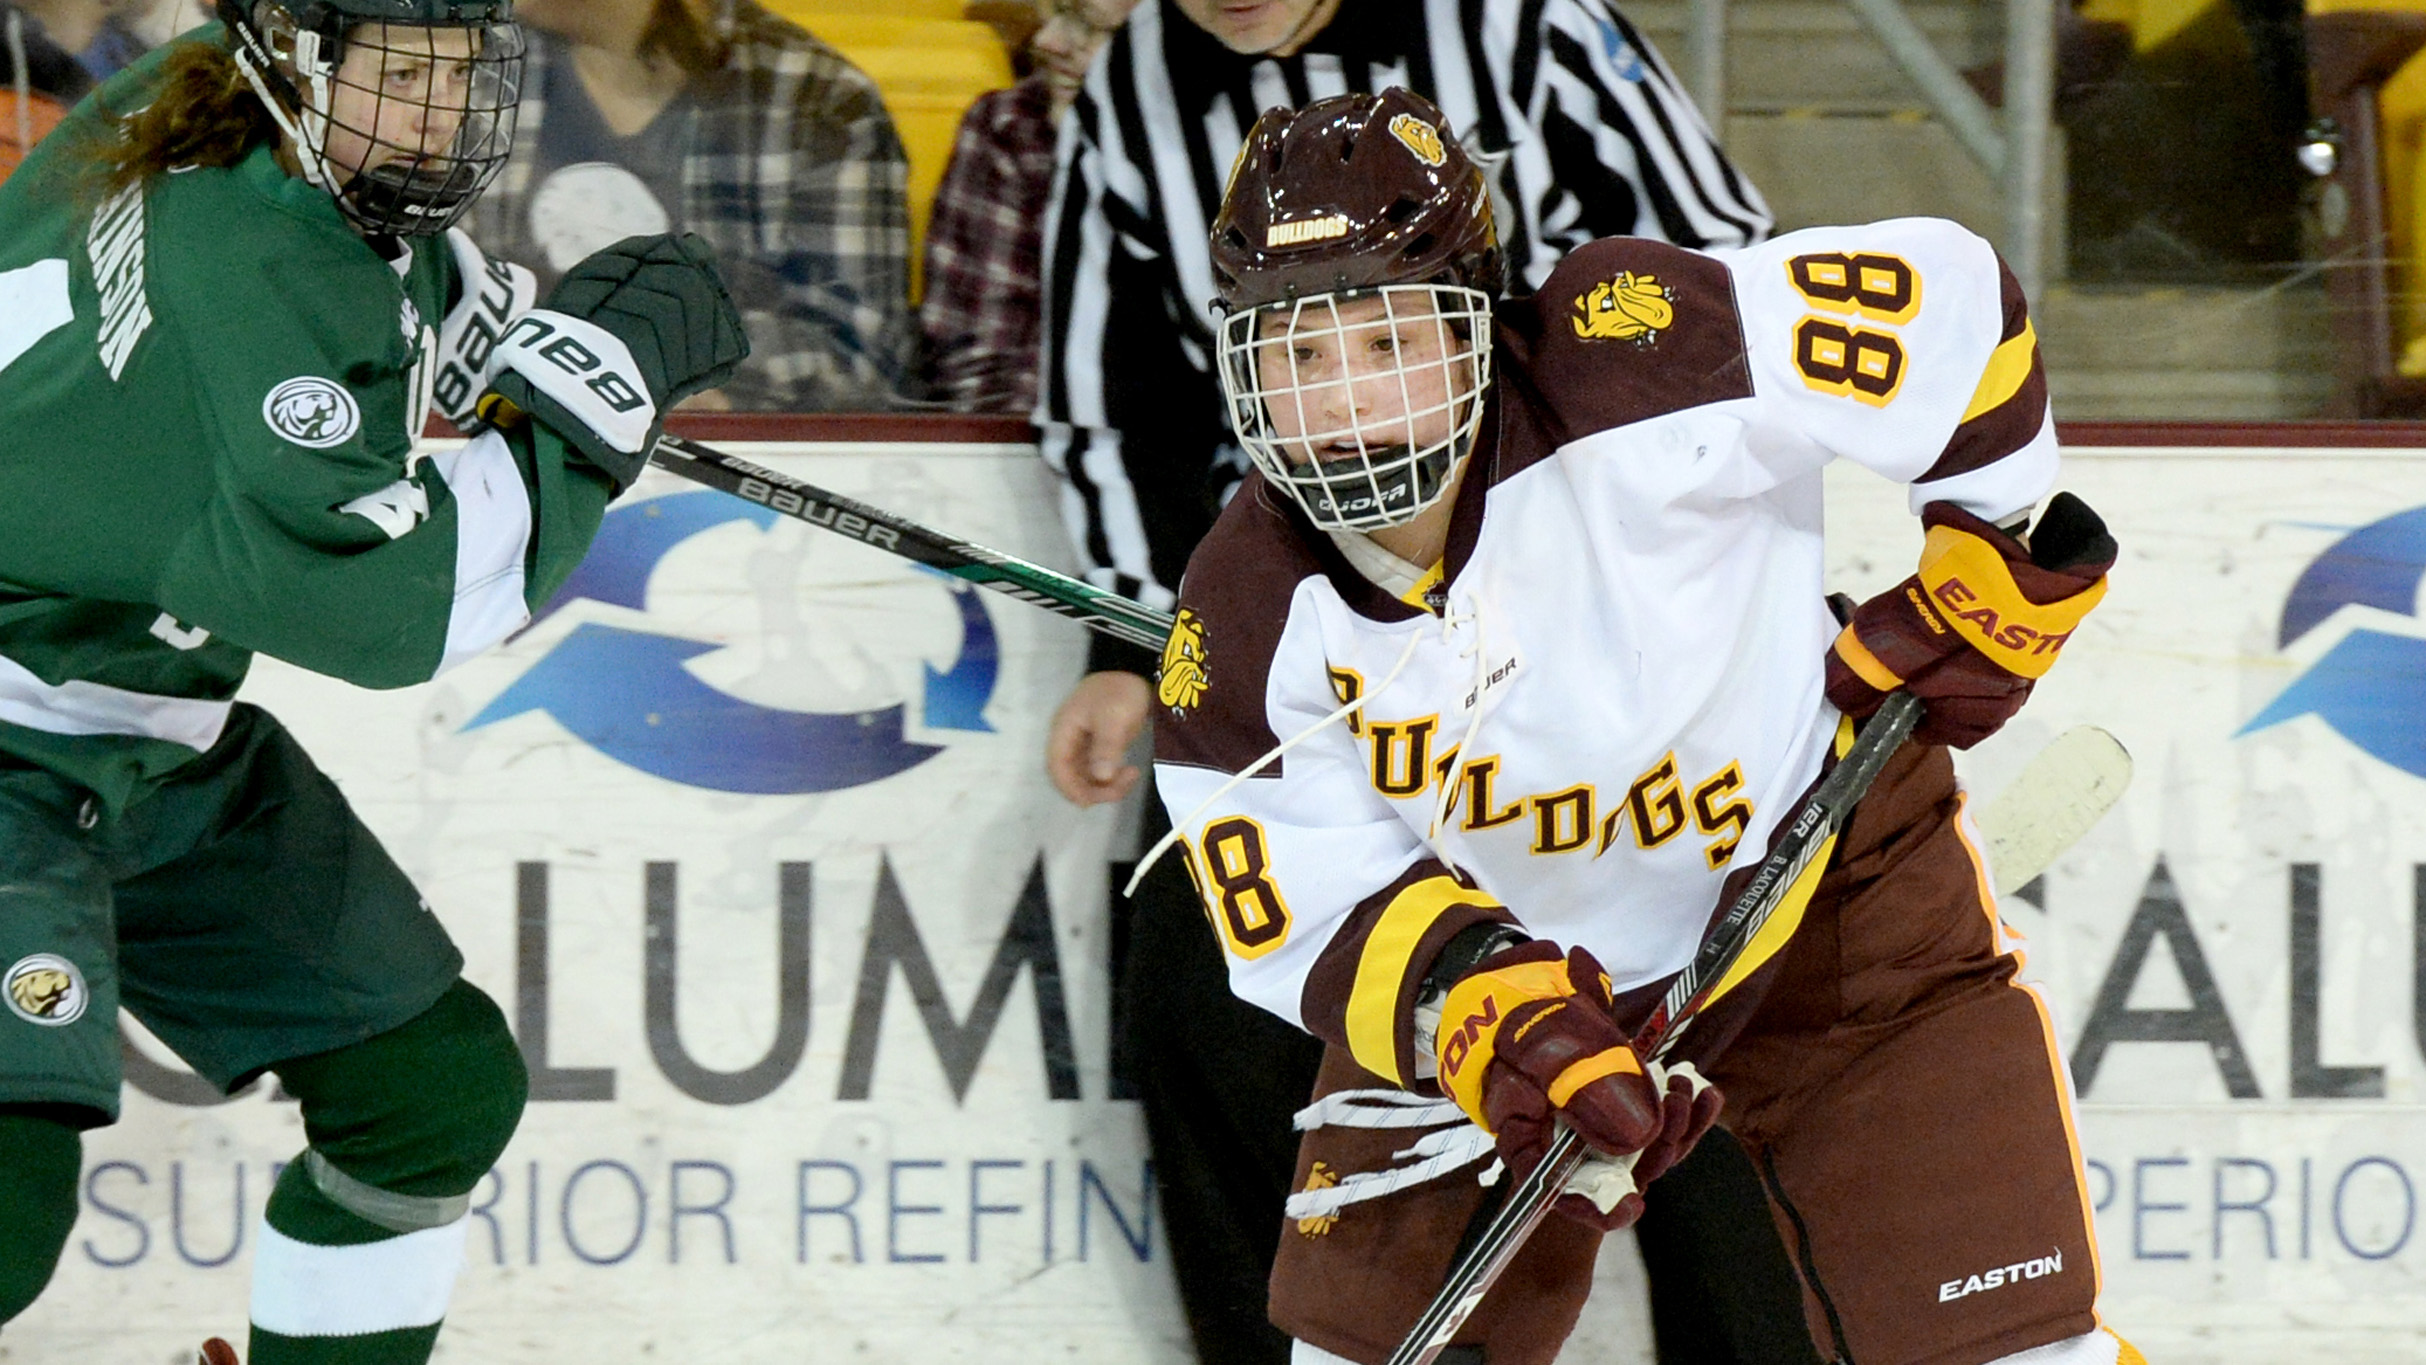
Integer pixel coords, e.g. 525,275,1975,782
1827,493,2116,748
1434,943,1723,1229
1557,1064,1724,1231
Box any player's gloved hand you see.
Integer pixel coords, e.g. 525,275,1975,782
1559,1059,1721,1230
1434,942,1723,1230
479,233,750,491
1826,492,2116,749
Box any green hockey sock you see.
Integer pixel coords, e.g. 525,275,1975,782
245,982,527,1365
247,1160,460,1365
0,1111,81,1323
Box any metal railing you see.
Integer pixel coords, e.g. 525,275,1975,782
1680,0,2057,298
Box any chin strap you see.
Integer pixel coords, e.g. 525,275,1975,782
228,21,341,195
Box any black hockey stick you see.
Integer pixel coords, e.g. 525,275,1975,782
1385,692,1925,1365
646,433,1177,652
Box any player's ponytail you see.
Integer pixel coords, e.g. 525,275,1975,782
86,38,277,198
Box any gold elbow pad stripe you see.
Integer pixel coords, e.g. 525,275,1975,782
1960,320,2039,423
1831,624,1904,691
1345,876,1504,1085
1918,524,2107,679
1545,1046,1644,1109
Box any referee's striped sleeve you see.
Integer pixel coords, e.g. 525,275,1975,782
1035,52,1171,606
1531,0,1772,248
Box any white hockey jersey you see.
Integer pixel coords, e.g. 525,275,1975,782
1150,217,2057,1088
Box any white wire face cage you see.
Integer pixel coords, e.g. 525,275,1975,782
233,9,525,237
1217,284,1495,534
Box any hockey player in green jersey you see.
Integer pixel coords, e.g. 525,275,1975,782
0,3,747,1362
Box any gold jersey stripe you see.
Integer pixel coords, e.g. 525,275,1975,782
1960,319,2038,424
1399,561,1445,613
1345,875,1500,1084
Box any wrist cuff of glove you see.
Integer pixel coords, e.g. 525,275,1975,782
493,310,662,458
1830,622,1905,694
1434,944,1581,1127
481,376,654,492
1917,522,2106,679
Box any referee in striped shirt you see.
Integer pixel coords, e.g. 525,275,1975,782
1035,5,1803,1363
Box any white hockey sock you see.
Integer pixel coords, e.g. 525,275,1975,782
249,1217,470,1338
1986,1327,2145,1365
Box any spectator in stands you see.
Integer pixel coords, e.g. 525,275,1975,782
3,0,190,87
1,1,83,178
2,2,95,104
919,0,1139,413
467,0,914,411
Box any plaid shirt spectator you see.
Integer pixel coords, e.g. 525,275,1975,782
918,75,1056,414
465,0,914,411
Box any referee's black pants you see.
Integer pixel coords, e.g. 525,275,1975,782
1117,805,1822,1365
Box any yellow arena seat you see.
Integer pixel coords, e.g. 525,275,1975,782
762,0,969,20
785,15,1016,302
2076,0,2226,52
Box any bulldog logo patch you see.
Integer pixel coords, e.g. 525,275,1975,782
1570,272,1676,345
1158,608,1211,716
1388,113,1448,167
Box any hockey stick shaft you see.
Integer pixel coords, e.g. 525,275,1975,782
648,433,1178,653
1386,693,1924,1365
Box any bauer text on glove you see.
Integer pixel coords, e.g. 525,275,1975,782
478,232,750,491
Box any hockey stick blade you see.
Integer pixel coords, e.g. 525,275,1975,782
648,434,1178,652
1385,694,1924,1365
1976,726,2132,897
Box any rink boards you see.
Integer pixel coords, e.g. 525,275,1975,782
14,439,2426,1362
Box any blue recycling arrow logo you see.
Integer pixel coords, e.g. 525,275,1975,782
465,490,997,793
2239,505,2426,778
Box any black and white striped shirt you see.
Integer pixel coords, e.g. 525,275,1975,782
1036,0,1772,667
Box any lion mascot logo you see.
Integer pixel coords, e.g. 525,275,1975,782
1570,272,1676,344
1157,608,1211,715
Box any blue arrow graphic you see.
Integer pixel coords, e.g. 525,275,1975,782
2239,628,2426,779
528,491,779,632
464,622,944,793
2278,506,2426,648
919,574,998,733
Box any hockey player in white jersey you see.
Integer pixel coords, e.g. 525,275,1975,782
1150,89,2138,1365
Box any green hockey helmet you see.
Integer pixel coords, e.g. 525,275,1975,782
217,0,525,237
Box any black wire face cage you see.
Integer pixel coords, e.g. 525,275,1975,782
228,6,525,238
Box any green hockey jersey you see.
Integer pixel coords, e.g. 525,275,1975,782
0,33,609,811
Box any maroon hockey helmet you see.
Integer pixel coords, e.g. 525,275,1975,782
1209,87,1504,312
1209,90,1503,533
